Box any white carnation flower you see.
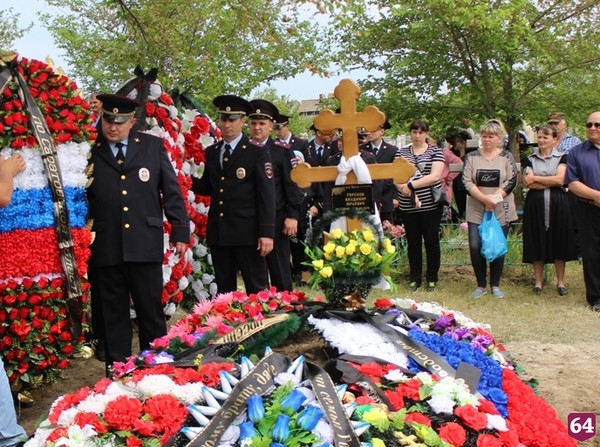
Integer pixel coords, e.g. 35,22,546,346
428,395,456,414
487,413,508,431
178,276,189,290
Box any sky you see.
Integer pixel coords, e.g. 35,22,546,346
4,0,371,101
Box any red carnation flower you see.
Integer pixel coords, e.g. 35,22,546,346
476,434,503,447
405,412,431,427
454,404,488,431
439,422,467,446
103,395,144,430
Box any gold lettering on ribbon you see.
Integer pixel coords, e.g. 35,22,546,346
392,338,450,378
12,69,83,336
214,314,290,345
188,353,288,447
312,375,355,446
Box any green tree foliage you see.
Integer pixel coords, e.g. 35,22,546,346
250,86,313,136
41,0,330,107
0,7,31,51
326,0,600,151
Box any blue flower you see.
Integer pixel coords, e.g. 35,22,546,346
281,389,306,413
247,395,265,424
407,328,508,417
272,414,291,442
239,421,258,442
296,406,324,431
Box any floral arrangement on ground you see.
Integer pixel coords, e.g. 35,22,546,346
24,289,576,447
304,210,399,306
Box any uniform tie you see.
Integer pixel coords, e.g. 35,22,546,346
317,146,323,160
222,143,232,168
372,145,378,156
115,142,125,165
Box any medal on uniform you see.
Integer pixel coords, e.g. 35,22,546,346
139,167,150,182
236,167,246,179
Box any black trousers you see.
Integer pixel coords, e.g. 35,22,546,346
468,222,508,288
267,215,293,292
210,245,268,294
89,262,166,371
576,201,600,306
401,206,443,284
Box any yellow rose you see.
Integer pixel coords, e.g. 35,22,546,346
362,229,374,242
386,244,396,254
319,266,333,278
312,259,324,269
345,244,356,256
383,238,392,249
360,243,372,255
335,245,346,258
324,253,332,261
348,239,358,247
330,228,343,240
373,253,382,263
324,242,336,255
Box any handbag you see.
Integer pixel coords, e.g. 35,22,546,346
431,185,449,205
479,211,508,262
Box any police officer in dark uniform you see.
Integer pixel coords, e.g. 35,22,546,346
248,100,303,292
273,114,313,286
273,114,309,155
304,124,337,167
87,94,190,371
360,120,398,223
192,95,275,294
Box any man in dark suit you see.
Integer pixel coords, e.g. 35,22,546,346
273,114,313,286
360,120,399,223
192,95,275,294
87,94,190,371
248,100,303,292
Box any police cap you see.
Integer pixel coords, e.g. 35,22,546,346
249,99,279,121
213,94,252,120
98,94,140,123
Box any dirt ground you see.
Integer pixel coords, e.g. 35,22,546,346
14,339,600,445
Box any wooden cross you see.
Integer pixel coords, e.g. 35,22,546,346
291,79,415,231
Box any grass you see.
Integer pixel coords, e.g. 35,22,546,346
299,260,600,346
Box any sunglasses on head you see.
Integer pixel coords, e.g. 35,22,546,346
586,122,600,129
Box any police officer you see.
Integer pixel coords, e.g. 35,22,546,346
87,94,190,371
248,100,303,292
360,120,398,223
274,113,309,155
192,95,275,293
273,114,313,286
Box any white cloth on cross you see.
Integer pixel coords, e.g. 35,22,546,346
330,154,389,290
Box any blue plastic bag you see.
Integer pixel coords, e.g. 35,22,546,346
479,211,507,261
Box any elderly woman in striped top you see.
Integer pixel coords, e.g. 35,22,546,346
395,119,445,292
